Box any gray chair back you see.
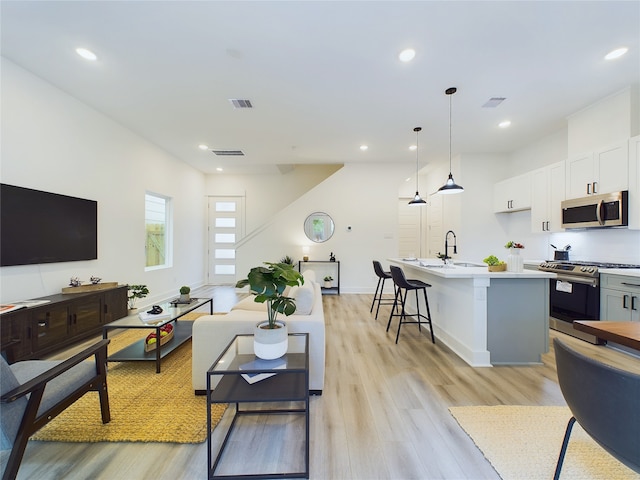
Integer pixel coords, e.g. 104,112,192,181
554,338,640,473
0,356,27,450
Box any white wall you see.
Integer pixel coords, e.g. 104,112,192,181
229,163,405,293
205,164,342,233
0,59,207,305
568,87,636,155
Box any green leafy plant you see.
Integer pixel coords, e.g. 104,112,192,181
127,284,149,309
236,262,304,328
323,276,333,282
483,255,505,266
505,241,525,249
280,255,294,266
179,285,190,295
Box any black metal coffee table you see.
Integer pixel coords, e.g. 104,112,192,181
207,333,310,479
103,297,212,373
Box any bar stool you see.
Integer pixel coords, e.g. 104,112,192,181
370,261,396,320
387,265,435,344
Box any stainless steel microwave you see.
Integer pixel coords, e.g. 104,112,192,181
561,191,628,229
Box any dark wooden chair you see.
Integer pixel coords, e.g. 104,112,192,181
1,339,111,480
553,338,640,479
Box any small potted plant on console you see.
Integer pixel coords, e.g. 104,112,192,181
179,285,191,303
323,276,334,289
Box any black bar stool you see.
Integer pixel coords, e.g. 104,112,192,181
370,261,396,320
387,265,435,344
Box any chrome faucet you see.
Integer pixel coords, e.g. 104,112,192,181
443,230,457,261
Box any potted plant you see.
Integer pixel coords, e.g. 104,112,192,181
127,284,149,310
179,285,191,303
236,262,304,359
280,255,294,266
483,255,506,272
323,276,334,288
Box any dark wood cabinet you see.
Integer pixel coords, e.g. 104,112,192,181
1,310,32,363
1,285,128,363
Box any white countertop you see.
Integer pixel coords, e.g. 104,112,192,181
390,258,556,279
599,268,640,278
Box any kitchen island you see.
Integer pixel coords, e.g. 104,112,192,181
389,259,556,366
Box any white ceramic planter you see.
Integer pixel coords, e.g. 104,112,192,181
507,248,524,273
253,320,288,359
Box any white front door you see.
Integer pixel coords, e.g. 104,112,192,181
208,196,245,285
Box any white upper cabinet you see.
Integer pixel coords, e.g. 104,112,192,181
629,135,640,230
493,172,532,213
565,141,629,199
531,161,565,233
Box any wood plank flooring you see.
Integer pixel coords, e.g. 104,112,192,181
9,287,640,479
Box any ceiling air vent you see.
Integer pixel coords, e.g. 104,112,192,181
211,149,245,156
228,99,253,109
482,97,506,108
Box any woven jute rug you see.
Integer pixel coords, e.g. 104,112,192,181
31,313,226,444
449,405,640,480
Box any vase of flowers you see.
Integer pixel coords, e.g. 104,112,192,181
505,241,525,273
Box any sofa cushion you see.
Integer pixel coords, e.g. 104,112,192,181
231,295,267,312
301,269,316,284
289,281,315,315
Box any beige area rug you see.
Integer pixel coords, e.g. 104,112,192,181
31,313,226,444
449,405,640,480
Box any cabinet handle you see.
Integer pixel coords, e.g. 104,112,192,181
545,221,550,231
586,183,591,195
38,321,47,328
592,182,597,194
623,295,629,309
632,296,638,311
621,282,640,288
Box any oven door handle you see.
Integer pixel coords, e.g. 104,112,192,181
556,276,599,287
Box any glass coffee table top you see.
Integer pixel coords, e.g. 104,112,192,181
107,297,213,328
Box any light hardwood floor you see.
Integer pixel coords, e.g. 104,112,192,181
9,287,640,479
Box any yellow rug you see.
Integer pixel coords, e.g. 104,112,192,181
31,314,226,444
449,405,640,480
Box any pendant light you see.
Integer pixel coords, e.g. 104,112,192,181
437,87,464,194
408,127,427,205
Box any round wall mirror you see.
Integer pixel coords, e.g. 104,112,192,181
304,212,335,243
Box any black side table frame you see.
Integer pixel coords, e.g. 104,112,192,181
207,334,310,480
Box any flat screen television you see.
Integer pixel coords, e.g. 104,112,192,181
0,183,98,267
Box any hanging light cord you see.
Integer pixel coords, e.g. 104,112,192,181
415,126,421,191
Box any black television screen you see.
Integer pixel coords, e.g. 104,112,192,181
0,184,98,267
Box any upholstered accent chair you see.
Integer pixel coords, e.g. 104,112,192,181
1,339,111,480
553,338,640,479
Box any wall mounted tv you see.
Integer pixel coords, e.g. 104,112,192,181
1,184,98,267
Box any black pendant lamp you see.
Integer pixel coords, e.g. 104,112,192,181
438,87,464,195
408,127,427,205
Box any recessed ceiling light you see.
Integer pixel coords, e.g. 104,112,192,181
216,167,223,172
198,144,209,150
399,48,416,62
409,144,417,151
498,120,512,128
76,47,97,61
360,145,368,151
605,47,628,60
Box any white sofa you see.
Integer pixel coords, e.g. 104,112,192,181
192,270,325,395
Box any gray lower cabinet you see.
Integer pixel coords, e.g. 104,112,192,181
600,274,640,322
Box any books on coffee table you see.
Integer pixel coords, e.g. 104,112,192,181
239,357,287,384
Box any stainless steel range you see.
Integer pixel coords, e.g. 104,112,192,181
538,260,640,343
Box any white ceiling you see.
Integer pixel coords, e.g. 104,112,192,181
1,1,639,175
